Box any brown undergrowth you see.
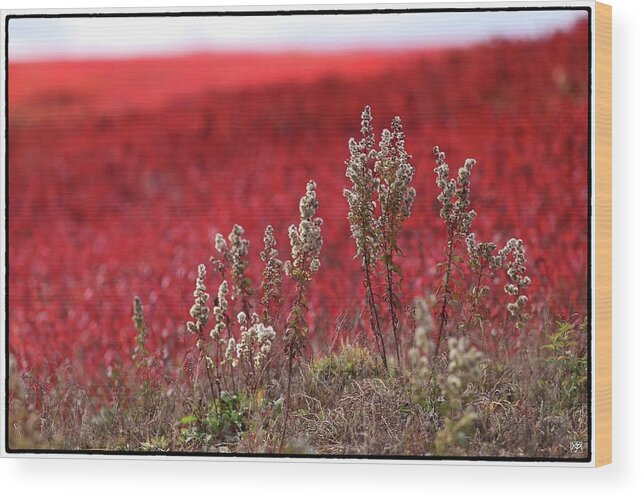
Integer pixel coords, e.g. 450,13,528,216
7,108,588,459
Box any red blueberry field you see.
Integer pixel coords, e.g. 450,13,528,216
6,20,591,457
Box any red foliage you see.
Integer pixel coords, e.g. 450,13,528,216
7,22,589,387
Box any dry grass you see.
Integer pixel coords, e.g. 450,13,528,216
7,111,588,460
8,320,589,459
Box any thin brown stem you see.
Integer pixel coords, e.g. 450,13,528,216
363,253,388,370
196,334,218,403
280,275,309,452
437,238,455,356
279,352,294,452
384,249,402,368
463,267,485,335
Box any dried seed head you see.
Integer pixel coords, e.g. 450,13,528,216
187,264,210,334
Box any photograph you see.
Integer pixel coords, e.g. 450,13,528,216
4,4,592,462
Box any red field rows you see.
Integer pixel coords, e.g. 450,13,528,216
8,22,589,387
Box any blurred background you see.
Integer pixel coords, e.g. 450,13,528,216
9,11,585,59
7,9,589,385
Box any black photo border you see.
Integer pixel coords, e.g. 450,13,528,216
3,3,594,464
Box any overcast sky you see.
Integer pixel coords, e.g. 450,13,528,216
8,9,587,61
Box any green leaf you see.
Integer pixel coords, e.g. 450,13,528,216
181,415,197,425
390,260,402,276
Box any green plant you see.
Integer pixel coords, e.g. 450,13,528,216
461,235,500,336
407,296,436,404
374,116,415,368
184,221,283,403
140,435,169,452
433,146,532,351
344,105,415,369
186,263,219,401
542,320,588,410
180,392,248,448
281,180,323,450
344,106,387,367
13,106,577,458
259,224,284,325
212,224,254,314
433,146,477,354
312,344,381,383
498,238,532,330
435,337,484,455
7,355,47,450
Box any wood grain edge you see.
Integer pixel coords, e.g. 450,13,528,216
595,0,612,467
